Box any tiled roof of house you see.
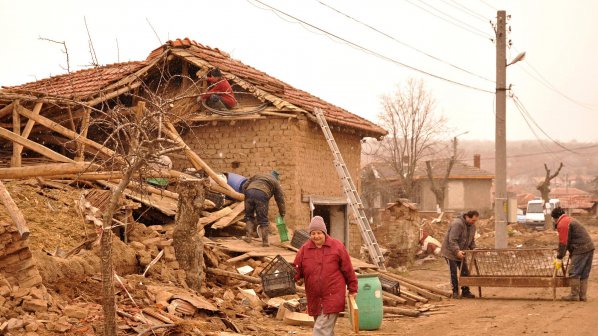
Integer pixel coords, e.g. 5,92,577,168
2,62,146,99
3,38,385,137
147,38,386,137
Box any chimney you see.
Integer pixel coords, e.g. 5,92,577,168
473,154,481,168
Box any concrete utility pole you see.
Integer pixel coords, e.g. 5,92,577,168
495,10,508,248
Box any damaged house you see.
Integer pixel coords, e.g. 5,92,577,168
0,38,386,257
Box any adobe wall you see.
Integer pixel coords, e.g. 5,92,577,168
0,221,43,288
176,115,365,257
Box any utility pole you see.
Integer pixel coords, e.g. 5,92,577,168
495,10,508,248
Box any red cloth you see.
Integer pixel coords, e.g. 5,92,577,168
201,77,237,108
556,215,571,246
293,235,358,316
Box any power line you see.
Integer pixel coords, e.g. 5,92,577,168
510,92,576,153
443,0,489,23
479,0,498,11
248,0,494,94
315,0,495,83
404,0,493,40
468,142,598,161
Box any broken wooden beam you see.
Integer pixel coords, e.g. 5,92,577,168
212,202,245,229
0,162,98,179
0,181,29,239
383,306,420,317
206,267,261,284
380,271,452,298
0,125,73,163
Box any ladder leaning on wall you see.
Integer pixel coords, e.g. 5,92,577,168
313,108,386,270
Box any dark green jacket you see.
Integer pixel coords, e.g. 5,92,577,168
440,215,476,261
243,174,286,216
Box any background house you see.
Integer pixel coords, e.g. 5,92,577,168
362,155,494,218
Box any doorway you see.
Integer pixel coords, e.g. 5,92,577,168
311,203,349,247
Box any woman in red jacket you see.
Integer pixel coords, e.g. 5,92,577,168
293,216,358,336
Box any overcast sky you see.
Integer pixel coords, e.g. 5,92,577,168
1,0,597,143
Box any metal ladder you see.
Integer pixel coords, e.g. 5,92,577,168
313,108,386,269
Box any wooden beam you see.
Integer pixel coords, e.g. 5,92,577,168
15,104,118,160
75,108,91,161
0,181,30,239
13,102,43,164
0,101,15,119
163,122,244,201
212,203,245,229
0,126,72,163
206,267,261,284
11,103,21,167
0,162,96,179
84,81,142,107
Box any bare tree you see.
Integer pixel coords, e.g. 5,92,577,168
425,137,458,211
536,162,563,230
376,78,447,199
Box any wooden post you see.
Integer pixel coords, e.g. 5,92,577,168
13,102,42,166
75,108,91,161
11,102,21,167
0,181,30,239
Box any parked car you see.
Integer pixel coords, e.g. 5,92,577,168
516,208,526,224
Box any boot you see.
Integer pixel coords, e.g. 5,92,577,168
244,221,255,243
562,278,581,301
258,226,269,247
580,279,588,302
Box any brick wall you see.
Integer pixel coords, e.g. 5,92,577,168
176,116,364,256
0,221,43,288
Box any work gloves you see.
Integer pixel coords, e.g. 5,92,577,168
553,258,563,270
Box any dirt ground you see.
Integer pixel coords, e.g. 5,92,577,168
2,180,598,335
260,219,598,336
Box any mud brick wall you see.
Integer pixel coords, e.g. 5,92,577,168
177,116,363,250
0,221,43,288
372,204,420,267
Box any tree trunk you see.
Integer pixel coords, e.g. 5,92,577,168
101,161,140,336
173,179,206,291
537,163,563,230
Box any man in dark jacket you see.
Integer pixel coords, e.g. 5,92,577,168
440,210,479,299
242,171,285,246
551,207,595,301
293,216,358,336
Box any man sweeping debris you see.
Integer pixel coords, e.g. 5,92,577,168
551,207,595,301
242,171,285,246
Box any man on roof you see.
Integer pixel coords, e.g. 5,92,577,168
199,67,237,110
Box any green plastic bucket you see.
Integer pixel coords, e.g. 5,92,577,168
355,274,383,330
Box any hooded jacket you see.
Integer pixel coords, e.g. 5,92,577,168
440,215,476,261
293,235,358,316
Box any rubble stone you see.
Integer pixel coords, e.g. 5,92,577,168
64,305,88,319
22,298,48,313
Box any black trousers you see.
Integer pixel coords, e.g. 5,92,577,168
244,189,270,227
445,258,471,294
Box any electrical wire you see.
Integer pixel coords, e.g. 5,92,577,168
510,91,576,153
405,0,493,40
316,0,494,83
479,0,498,11
443,0,489,23
248,0,494,94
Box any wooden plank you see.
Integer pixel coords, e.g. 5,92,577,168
212,203,245,229
0,101,15,119
348,294,359,333
0,181,30,239
98,180,177,216
0,125,73,163
459,276,570,287
206,267,261,284
198,206,233,225
11,103,21,167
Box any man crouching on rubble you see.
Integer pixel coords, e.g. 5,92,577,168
551,207,595,301
293,216,358,336
440,210,479,299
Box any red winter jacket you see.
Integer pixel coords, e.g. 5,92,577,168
293,235,358,316
201,77,237,108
